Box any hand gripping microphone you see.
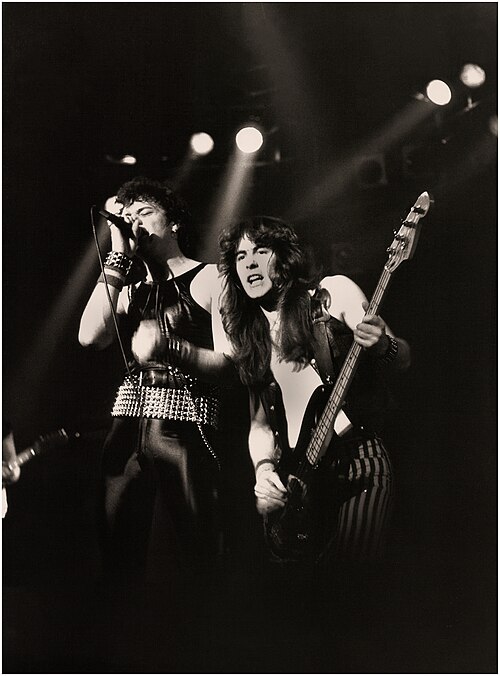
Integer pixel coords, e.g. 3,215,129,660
97,208,133,237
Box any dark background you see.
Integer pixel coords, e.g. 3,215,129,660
2,3,497,673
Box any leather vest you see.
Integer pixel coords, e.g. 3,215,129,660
258,295,391,455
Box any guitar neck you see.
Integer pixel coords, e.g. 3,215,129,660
16,445,40,467
306,266,393,465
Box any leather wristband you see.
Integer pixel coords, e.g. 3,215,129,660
98,271,125,291
255,459,276,475
104,251,133,277
379,335,399,364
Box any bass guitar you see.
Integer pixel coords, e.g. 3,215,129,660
265,191,432,562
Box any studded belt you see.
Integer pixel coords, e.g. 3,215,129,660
111,374,219,428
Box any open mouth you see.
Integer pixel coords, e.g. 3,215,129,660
247,274,263,286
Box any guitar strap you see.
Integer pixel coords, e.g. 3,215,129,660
311,291,338,384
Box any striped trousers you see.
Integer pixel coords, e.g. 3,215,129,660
322,435,394,562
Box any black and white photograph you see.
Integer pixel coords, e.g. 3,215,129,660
3,3,497,673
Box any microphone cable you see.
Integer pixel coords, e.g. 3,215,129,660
90,205,134,381
89,206,220,470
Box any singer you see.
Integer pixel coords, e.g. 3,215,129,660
79,176,236,670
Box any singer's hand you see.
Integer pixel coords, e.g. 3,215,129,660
105,198,138,256
109,222,138,257
131,319,166,364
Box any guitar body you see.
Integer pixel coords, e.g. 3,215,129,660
265,385,338,563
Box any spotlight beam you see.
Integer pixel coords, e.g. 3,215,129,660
286,99,435,222
199,150,258,262
7,220,110,423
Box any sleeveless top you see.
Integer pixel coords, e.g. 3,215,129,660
123,263,213,373
111,263,220,426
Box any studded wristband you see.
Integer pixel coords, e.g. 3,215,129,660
104,251,133,277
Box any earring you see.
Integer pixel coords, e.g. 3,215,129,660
171,223,179,237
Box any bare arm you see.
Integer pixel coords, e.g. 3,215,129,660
321,275,411,370
79,213,138,349
190,264,233,355
79,282,129,349
249,392,287,514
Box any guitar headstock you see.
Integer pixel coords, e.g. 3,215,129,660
32,428,73,455
385,191,432,273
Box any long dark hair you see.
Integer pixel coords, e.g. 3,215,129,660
218,216,322,386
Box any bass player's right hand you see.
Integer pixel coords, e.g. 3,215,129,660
254,467,287,515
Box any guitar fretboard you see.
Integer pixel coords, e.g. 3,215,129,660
16,447,39,467
305,266,393,466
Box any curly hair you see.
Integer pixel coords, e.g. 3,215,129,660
218,216,322,386
116,176,192,251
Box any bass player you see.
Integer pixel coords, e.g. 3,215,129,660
217,215,411,563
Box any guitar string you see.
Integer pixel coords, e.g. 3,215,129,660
298,266,393,473
300,217,418,469
274,203,426,557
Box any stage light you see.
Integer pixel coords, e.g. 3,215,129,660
120,155,137,165
190,132,214,156
425,80,452,106
235,126,264,154
460,63,486,89
105,154,137,165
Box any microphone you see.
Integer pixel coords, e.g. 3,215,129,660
97,208,133,237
